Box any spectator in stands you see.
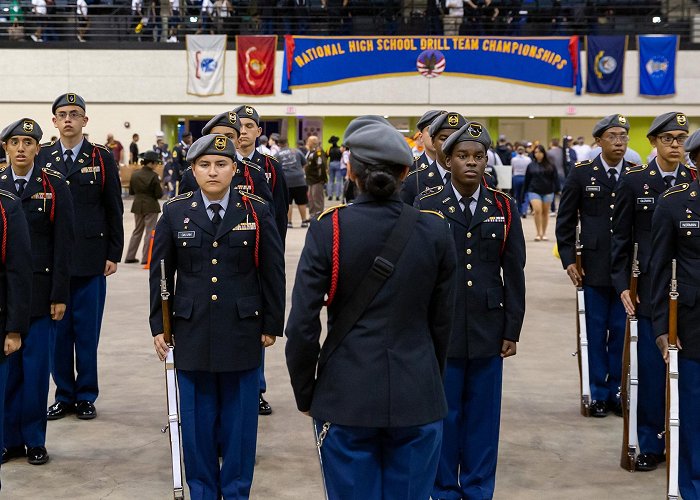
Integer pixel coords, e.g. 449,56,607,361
511,144,531,217
326,135,343,201
524,144,560,241
106,134,124,165
496,134,512,165
8,0,24,41
214,0,232,34
197,0,215,34
463,0,498,35
30,0,46,42
129,134,140,164
571,135,592,162
443,0,463,36
276,137,309,228
256,135,271,155
76,0,89,42
305,135,328,219
425,0,443,35
167,0,181,42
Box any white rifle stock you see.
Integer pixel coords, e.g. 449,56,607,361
620,243,639,471
160,259,185,500
574,224,591,416
665,259,680,500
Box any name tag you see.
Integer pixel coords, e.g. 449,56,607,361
637,197,654,204
585,186,600,192
680,221,700,229
233,222,257,231
81,166,101,174
177,231,195,239
31,192,53,200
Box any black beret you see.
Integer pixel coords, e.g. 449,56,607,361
429,112,468,138
442,121,492,155
344,115,413,167
232,105,260,125
685,130,700,157
417,110,446,131
52,93,86,114
1,118,43,143
202,111,240,136
592,114,630,138
186,134,237,162
648,112,688,136
139,150,161,163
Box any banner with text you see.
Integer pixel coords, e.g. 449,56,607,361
282,35,577,93
186,34,226,97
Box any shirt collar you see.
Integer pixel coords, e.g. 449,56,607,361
451,183,480,207
600,156,624,173
11,166,33,182
236,151,253,162
60,138,85,155
201,188,231,212
657,164,680,178
435,162,449,181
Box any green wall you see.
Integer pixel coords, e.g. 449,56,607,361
325,116,353,145
626,116,654,161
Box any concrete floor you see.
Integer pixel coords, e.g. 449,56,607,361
4,201,668,499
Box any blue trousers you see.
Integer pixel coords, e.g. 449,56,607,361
5,315,53,448
318,419,442,500
679,357,700,500
327,161,343,198
582,285,626,403
178,368,259,500
433,356,503,500
511,174,527,215
0,359,8,452
259,348,266,393
51,275,106,404
636,316,665,455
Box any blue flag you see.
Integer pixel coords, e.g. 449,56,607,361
639,35,678,96
586,36,626,95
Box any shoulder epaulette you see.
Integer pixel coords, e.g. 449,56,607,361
486,185,513,199
420,209,444,219
165,191,193,204
663,183,690,197
686,163,697,171
262,153,279,163
407,163,428,178
91,143,110,151
42,167,64,179
625,163,648,174
0,165,7,172
418,184,443,199
575,159,593,168
318,204,347,220
41,140,56,148
240,158,262,172
240,192,267,205
0,189,18,200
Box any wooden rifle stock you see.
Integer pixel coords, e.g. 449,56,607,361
160,259,173,346
620,243,639,472
666,260,680,500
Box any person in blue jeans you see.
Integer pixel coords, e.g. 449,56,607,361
524,145,560,241
326,136,343,201
510,145,531,217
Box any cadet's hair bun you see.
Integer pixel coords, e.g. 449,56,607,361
365,169,397,199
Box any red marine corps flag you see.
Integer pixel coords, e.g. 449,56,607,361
236,36,277,96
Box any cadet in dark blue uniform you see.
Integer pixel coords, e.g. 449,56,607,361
650,175,700,498
171,131,192,194
556,114,632,419
0,119,73,466
417,122,525,500
286,116,457,500
38,93,124,420
611,112,695,471
400,109,445,204
150,134,285,499
0,186,33,491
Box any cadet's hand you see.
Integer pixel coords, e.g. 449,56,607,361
51,303,67,321
620,290,640,316
501,340,517,358
262,334,276,348
565,263,583,286
656,333,682,363
154,333,171,362
104,260,118,276
4,332,21,356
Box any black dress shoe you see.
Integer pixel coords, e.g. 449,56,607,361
635,453,665,472
589,400,608,418
47,401,74,420
2,446,26,464
27,446,49,465
611,401,623,417
124,258,139,264
75,400,97,420
258,394,272,416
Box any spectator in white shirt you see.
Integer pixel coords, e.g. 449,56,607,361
76,0,89,42
30,0,47,42
571,136,592,162
510,145,532,216
443,0,463,35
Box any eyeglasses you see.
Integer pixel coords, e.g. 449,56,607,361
657,134,688,146
601,134,629,144
55,111,85,120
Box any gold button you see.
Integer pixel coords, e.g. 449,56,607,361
243,241,248,246
609,217,613,221
90,180,94,184
255,311,259,316
643,206,648,210
466,249,472,255
687,231,692,236
466,264,472,270
610,204,614,209
212,258,218,264
467,280,473,287
611,192,615,197
211,277,218,283
213,241,219,248
491,233,496,238
38,208,43,212
590,193,594,197
182,242,187,246
66,180,70,185
45,267,50,272
466,232,472,238
211,294,218,301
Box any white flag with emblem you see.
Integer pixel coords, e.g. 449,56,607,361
186,35,226,96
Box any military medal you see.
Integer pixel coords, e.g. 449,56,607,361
184,218,190,223
448,206,455,213
644,184,649,190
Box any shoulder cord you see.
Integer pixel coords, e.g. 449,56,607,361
0,201,7,265
241,195,260,268
91,146,106,192
40,170,57,223
264,155,277,192
242,163,255,194
324,209,340,307
482,177,511,255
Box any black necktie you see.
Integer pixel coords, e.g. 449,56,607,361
463,197,474,227
15,179,26,196
664,175,675,189
210,203,223,226
64,149,74,170
608,168,618,185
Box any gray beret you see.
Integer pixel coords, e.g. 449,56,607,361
186,134,237,162
592,114,630,138
344,116,413,167
648,112,688,136
429,112,468,138
139,150,161,163
685,130,700,157
202,111,240,136
233,105,260,125
442,121,492,155
1,118,43,143
417,110,446,131
52,93,86,114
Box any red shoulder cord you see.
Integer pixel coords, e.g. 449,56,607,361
242,163,255,194
241,195,260,268
324,209,340,307
40,170,57,223
482,178,511,255
264,155,277,192
691,169,697,181
0,201,7,265
91,146,106,191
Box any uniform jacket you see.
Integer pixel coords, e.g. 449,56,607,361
149,189,285,373
249,150,289,242
556,154,635,289
38,140,124,276
0,190,33,360
611,159,696,318
304,147,328,185
417,183,525,359
0,165,74,317
400,155,443,205
129,166,163,214
650,179,700,360
171,142,190,186
285,193,457,428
